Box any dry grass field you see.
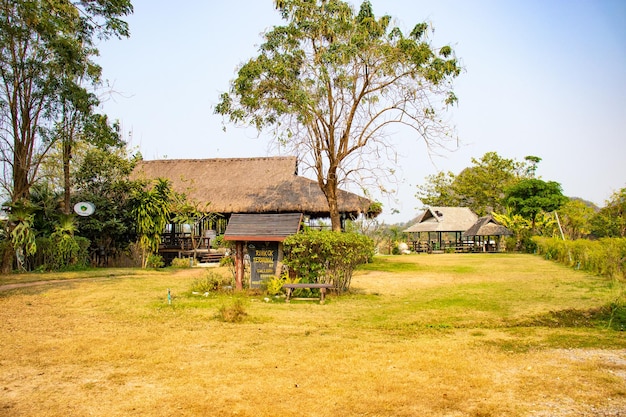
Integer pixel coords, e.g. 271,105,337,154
0,253,624,417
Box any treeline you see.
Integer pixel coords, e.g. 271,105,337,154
0,1,136,272
416,152,626,243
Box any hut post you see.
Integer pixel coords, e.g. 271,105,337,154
276,242,284,279
235,241,244,291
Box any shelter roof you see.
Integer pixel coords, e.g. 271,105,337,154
404,207,478,233
131,157,372,218
463,215,513,237
224,213,303,242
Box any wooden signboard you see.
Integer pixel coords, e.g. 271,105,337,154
248,242,279,288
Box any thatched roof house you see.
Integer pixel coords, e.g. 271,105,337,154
132,156,372,218
463,215,512,238
404,207,478,234
403,207,479,252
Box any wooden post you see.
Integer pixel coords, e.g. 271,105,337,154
235,241,244,291
275,242,284,279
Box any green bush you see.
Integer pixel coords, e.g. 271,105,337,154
171,257,194,268
261,273,300,296
283,230,374,292
146,254,164,269
30,235,90,271
534,237,626,280
191,271,233,294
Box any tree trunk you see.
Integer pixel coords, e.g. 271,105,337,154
328,193,342,232
12,145,31,202
321,172,342,232
62,140,72,214
235,241,244,290
1,239,15,274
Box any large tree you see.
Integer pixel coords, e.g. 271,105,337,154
72,146,142,264
503,178,568,232
416,152,530,216
0,0,132,203
0,0,132,272
216,0,461,231
591,187,626,238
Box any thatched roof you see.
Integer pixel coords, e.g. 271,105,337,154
463,215,513,237
404,207,478,233
131,156,372,218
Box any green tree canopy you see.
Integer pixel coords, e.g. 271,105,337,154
591,187,626,238
557,198,597,240
503,178,568,231
216,0,461,231
416,152,531,216
72,146,142,262
0,0,133,272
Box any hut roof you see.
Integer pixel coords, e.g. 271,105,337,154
224,213,303,242
404,207,478,233
463,215,513,237
131,157,371,217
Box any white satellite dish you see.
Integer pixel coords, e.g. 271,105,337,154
74,202,95,217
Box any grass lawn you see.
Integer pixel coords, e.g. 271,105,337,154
0,253,624,416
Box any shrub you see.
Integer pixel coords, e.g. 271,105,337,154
171,257,194,268
534,237,626,280
146,254,164,269
31,235,91,271
261,273,300,296
283,230,374,292
191,271,233,294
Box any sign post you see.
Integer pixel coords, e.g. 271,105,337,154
248,242,278,288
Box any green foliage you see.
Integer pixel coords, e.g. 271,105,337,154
145,254,164,269
50,219,80,269
591,187,626,238
8,202,38,260
504,179,568,229
262,273,300,296
216,0,461,230
534,237,626,280
557,199,596,239
416,152,532,215
32,234,90,271
131,178,173,267
534,237,626,329
283,230,375,292
73,146,142,261
170,257,194,268
0,0,133,204
191,272,234,294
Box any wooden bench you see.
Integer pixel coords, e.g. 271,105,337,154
283,283,334,304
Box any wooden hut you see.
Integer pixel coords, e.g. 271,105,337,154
131,156,374,271
404,207,478,253
463,215,512,252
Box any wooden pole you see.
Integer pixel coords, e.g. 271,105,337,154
235,241,244,291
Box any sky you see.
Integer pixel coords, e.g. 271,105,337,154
95,0,626,224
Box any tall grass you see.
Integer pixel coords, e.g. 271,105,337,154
534,237,626,279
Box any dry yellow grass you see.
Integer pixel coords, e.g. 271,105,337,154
0,254,624,416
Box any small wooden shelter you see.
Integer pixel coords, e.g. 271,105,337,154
224,213,303,290
463,215,512,252
404,207,478,253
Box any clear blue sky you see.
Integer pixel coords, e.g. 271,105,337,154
96,0,626,224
